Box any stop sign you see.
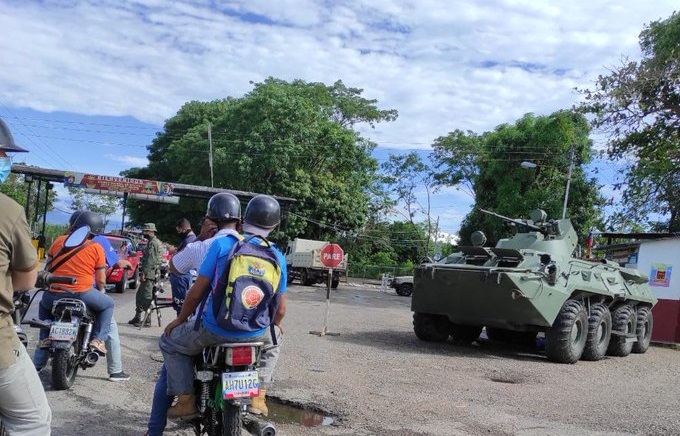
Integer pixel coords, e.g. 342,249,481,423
320,243,344,268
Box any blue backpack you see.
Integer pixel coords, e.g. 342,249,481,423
200,235,282,334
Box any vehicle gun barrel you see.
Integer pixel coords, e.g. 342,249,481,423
478,208,543,232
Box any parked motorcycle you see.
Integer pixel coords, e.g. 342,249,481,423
191,341,276,436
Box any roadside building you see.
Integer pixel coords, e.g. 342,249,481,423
595,232,680,344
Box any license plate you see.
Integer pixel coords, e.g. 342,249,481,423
221,371,260,399
49,322,78,341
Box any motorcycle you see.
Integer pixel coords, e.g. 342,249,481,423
27,225,104,390
191,341,276,436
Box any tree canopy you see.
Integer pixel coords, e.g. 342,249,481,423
68,187,120,229
380,152,437,258
123,78,397,243
1,172,56,235
580,12,680,231
430,111,603,245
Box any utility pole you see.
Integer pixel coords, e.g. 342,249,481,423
208,122,214,188
562,145,575,219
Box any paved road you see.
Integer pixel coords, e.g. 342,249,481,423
23,280,680,435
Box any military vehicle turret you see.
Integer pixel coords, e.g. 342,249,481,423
411,208,657,363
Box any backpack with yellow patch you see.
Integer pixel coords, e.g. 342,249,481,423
210,234,283,333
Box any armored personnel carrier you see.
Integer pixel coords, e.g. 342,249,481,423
411,208,657,363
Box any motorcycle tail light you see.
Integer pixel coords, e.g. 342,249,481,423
226,346,255,366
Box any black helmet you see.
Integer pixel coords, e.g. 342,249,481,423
69,210,85,228
244,195,280,230
0,118,28,152
206,193,241,222
71,211,104,235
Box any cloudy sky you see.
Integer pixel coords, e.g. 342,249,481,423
0,0,677,234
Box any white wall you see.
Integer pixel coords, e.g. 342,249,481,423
637,238,680,300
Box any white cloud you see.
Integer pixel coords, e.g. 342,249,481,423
105,154,149,167
0,0,677,233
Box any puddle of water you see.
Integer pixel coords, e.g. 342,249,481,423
267,401,334,427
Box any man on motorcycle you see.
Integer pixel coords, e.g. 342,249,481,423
0,119,52,435
145,193,241,436
160,195,287,419
66,210,132,381
33,211,115,366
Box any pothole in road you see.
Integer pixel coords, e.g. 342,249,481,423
267,399,335,427
488,376,522,384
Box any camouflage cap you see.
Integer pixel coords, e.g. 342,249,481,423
142,223,157,232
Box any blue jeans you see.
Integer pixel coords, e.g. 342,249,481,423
147,365,173,436
33,289,114,369
168,273,191,315
105,317,122,375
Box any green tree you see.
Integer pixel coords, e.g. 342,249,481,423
68,187,120,229
124,78,397,243
431,111,603,245
380,152,437,257
579,12,680,231
1,173,57,235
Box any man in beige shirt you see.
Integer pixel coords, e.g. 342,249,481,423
0,118,52,434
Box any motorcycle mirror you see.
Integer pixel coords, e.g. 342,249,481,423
65,226,91,248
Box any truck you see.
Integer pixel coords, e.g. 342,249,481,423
411,208,657,364
285,238,347,288
389,275,414,296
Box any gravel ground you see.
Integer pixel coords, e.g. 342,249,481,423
24,280,680,435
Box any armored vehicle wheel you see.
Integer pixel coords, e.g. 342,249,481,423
449,324,482,343
632,306,653,354
396,283,413,297
545,300,588,364
582,303,612,361
413,313,450,342
607,304,636,357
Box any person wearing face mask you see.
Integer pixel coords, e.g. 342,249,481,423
167,218,196,314
0,118,28,183
0,118,52,435
128,223,163,327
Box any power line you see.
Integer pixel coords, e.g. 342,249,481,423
0,102,76,169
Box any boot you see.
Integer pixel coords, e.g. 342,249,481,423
247,389,268,416
128,311,142,325
168,394,199,419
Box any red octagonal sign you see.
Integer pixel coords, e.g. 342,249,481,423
320,243,344,268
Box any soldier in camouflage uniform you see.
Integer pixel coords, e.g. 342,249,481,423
129,223,163,327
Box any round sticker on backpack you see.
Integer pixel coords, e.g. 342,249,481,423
242,286,265,309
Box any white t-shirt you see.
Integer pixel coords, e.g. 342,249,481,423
171,228,240,274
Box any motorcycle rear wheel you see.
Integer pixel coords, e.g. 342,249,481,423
220,403,242,436
52,344,78,390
